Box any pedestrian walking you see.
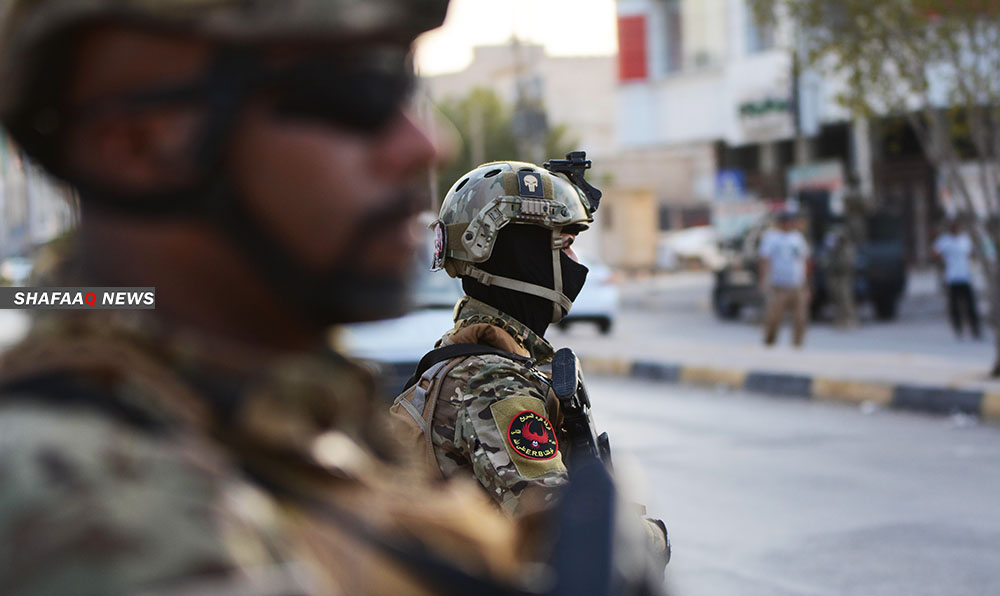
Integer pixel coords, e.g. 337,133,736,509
933,220,981,339
760,210,811,347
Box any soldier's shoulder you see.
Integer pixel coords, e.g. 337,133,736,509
0,400,291,594
441,353,547,405
448,351,538,378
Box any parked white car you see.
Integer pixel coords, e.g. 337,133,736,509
341,248,620,397
657,225,725,270
340,269,461,365
0,257,33,285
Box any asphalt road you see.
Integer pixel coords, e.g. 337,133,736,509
589,376,1000,596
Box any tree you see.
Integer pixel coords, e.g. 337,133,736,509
751,0,1000,375
434,87,578,202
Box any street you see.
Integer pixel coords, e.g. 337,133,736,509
3,273,998,596
591,376,1000,596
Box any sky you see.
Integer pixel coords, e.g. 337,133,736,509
415,0,619,76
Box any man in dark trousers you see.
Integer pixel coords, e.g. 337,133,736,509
933,219,981,339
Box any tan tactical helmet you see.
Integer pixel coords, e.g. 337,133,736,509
0,0,448,162
432,155,599,323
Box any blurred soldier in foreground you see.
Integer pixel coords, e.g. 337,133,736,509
825,178,868,329
760,210,811,347
0,2,566,594
390,156,670,572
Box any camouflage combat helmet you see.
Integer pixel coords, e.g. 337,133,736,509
0,0,450,325
433,153,601,323
0,0,449,165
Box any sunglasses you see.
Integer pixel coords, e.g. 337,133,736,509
64,46,415,136
265,48,416,133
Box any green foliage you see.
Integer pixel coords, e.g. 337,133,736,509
749,0,1000,117
434,87,579,199
750,0,1000,205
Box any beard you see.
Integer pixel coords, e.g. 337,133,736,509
296,188,428,324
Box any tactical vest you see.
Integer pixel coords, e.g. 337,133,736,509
389,343,535,478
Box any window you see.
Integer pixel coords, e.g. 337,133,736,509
745,1,775,53
665,0,683,73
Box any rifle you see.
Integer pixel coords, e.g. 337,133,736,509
551,347,613,470
551,347,672,571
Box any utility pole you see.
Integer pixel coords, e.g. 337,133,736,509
509,36,548,165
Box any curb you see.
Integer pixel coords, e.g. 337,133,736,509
579,356,1000,422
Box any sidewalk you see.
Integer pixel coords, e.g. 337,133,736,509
550,270,1000,422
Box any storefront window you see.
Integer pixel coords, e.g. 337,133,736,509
745,1,775,54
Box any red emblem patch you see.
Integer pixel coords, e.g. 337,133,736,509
507,410,559,461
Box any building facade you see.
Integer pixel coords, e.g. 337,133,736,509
613,0,940,265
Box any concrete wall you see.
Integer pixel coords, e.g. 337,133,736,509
600,187,658,270
597,143,716,207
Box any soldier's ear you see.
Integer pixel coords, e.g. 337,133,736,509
64,108,203,194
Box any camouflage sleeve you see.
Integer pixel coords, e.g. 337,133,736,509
0,404,303,596
450,355,568,516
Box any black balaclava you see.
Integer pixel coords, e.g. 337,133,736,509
463,224,589,337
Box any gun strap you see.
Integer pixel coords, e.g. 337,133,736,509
403,343,533,391
0,370,169,433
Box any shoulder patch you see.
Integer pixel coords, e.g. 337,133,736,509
489,395,564,479
506,410,558,461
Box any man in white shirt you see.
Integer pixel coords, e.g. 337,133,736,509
759,211,811,347
933,220,981,339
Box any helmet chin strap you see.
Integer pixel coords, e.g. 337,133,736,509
551,227,565,323
457,228,573,324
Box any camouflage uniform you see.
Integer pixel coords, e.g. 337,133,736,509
391,158,671,569
394,162,591,512
406,296,569,516
0,1,529,595
392,297,672,564
0,257,522,595
827,224,858,328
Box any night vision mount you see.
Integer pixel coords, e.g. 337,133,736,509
544,150,603,213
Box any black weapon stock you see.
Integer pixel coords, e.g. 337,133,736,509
552,347,613,470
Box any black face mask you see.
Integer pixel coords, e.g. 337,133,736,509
463,225,588,337
561,253,589,305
